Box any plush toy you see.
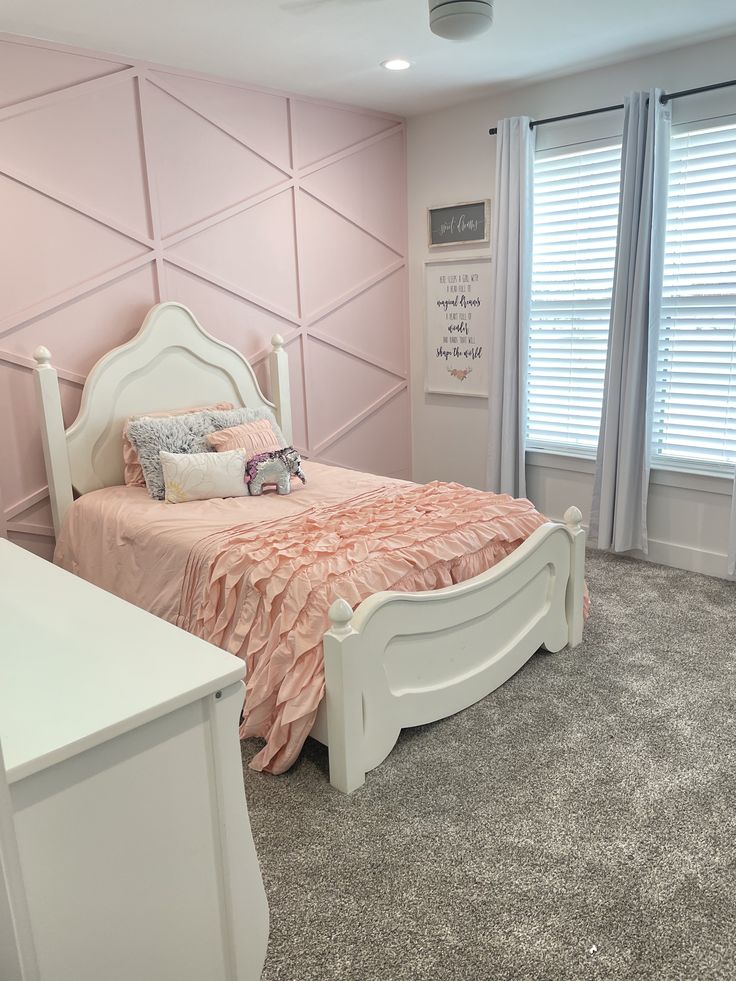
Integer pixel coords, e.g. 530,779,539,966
245,447,307,496
247,457,291,495
281,447,307,484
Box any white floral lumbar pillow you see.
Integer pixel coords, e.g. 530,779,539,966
160,449,249,503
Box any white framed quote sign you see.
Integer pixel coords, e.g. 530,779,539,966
424,256,491,397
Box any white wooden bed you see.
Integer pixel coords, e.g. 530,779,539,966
34,302,585,794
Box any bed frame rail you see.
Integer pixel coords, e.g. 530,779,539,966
320,508,585,794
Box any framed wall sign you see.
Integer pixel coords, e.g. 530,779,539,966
425,256,491,398
427,200,490,248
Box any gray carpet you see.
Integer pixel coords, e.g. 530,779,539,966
242,550,736,981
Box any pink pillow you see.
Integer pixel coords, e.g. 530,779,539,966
122,402,234,487
207,418,283,457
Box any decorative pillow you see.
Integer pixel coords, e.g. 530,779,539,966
123,402,233,487
160,449,249,504
206,406,280,432
127,406,277,500
207,418,286,456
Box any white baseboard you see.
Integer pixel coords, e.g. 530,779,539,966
635,538,730,580
529,454,733,581
546,515,731,580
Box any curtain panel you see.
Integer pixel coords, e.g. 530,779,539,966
590,90,671,553
487,116,535,498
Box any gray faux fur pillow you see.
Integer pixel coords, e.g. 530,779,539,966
127,406,281,500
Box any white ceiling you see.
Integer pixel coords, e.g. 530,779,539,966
3,0,736,115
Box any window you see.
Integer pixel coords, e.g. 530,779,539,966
526,141,622,456
652,120,736,475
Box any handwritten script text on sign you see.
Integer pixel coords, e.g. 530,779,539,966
435,273,483,369
429,201,487,245
438,213,482,237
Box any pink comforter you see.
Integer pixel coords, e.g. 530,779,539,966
56,462,555,774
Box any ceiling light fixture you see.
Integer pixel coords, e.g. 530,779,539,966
381,58,412,71
429,0,493,40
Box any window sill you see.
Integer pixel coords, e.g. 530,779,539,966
525,450,733,497
526,450,595,475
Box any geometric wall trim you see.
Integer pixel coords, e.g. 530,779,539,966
0,33,409,560
166,189,301,319
142,80,292,238
296,191,403,318
0,38,128,108
149,71,293,173
300,130,406,253
290,97,399,169
310,268,408,377
0,76,151,237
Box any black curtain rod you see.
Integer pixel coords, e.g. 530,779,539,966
661,77,736,104
488,76,736,135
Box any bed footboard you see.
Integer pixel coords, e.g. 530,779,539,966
319,507,585,794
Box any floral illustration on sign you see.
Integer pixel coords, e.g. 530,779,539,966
448,367,472,381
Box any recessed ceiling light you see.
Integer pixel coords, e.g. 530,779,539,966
381,58,412,71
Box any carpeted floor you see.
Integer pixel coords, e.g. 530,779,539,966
242,550,736,981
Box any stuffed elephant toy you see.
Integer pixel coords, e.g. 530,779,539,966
245,447,307,496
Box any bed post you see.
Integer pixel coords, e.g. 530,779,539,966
564,506,585,648
33,347,73,540
269,335,293,446
323,599,365,794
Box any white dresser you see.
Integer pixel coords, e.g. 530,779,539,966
0,540,269,981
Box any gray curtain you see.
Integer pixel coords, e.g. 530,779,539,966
486,116,535,498
590,90,671,552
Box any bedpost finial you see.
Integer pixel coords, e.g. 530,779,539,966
34,346,52,365
564,505,583,529
271,333,284,351
328,598,354,635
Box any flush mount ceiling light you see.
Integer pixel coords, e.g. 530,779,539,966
429,0,493,40
381,58,412,71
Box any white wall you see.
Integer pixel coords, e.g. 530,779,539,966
407,32,736,578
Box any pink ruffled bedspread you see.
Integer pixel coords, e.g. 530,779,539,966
173,480,553,774
55,463,586,775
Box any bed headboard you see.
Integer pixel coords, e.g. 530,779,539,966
33,302,292,538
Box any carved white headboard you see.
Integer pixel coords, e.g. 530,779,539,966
33,302,292,537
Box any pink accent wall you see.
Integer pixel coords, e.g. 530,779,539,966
0,35,410,560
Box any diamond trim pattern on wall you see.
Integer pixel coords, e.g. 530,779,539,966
0,34,409,558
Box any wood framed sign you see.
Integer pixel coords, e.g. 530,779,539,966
427,200,490,248
425,256,491,398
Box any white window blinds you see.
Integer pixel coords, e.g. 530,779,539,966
527,141,622,456
652,120,736,475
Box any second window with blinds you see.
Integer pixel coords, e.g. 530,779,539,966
652,118,736,476
526,120,736,478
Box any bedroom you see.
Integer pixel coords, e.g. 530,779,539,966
0,1,734,979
